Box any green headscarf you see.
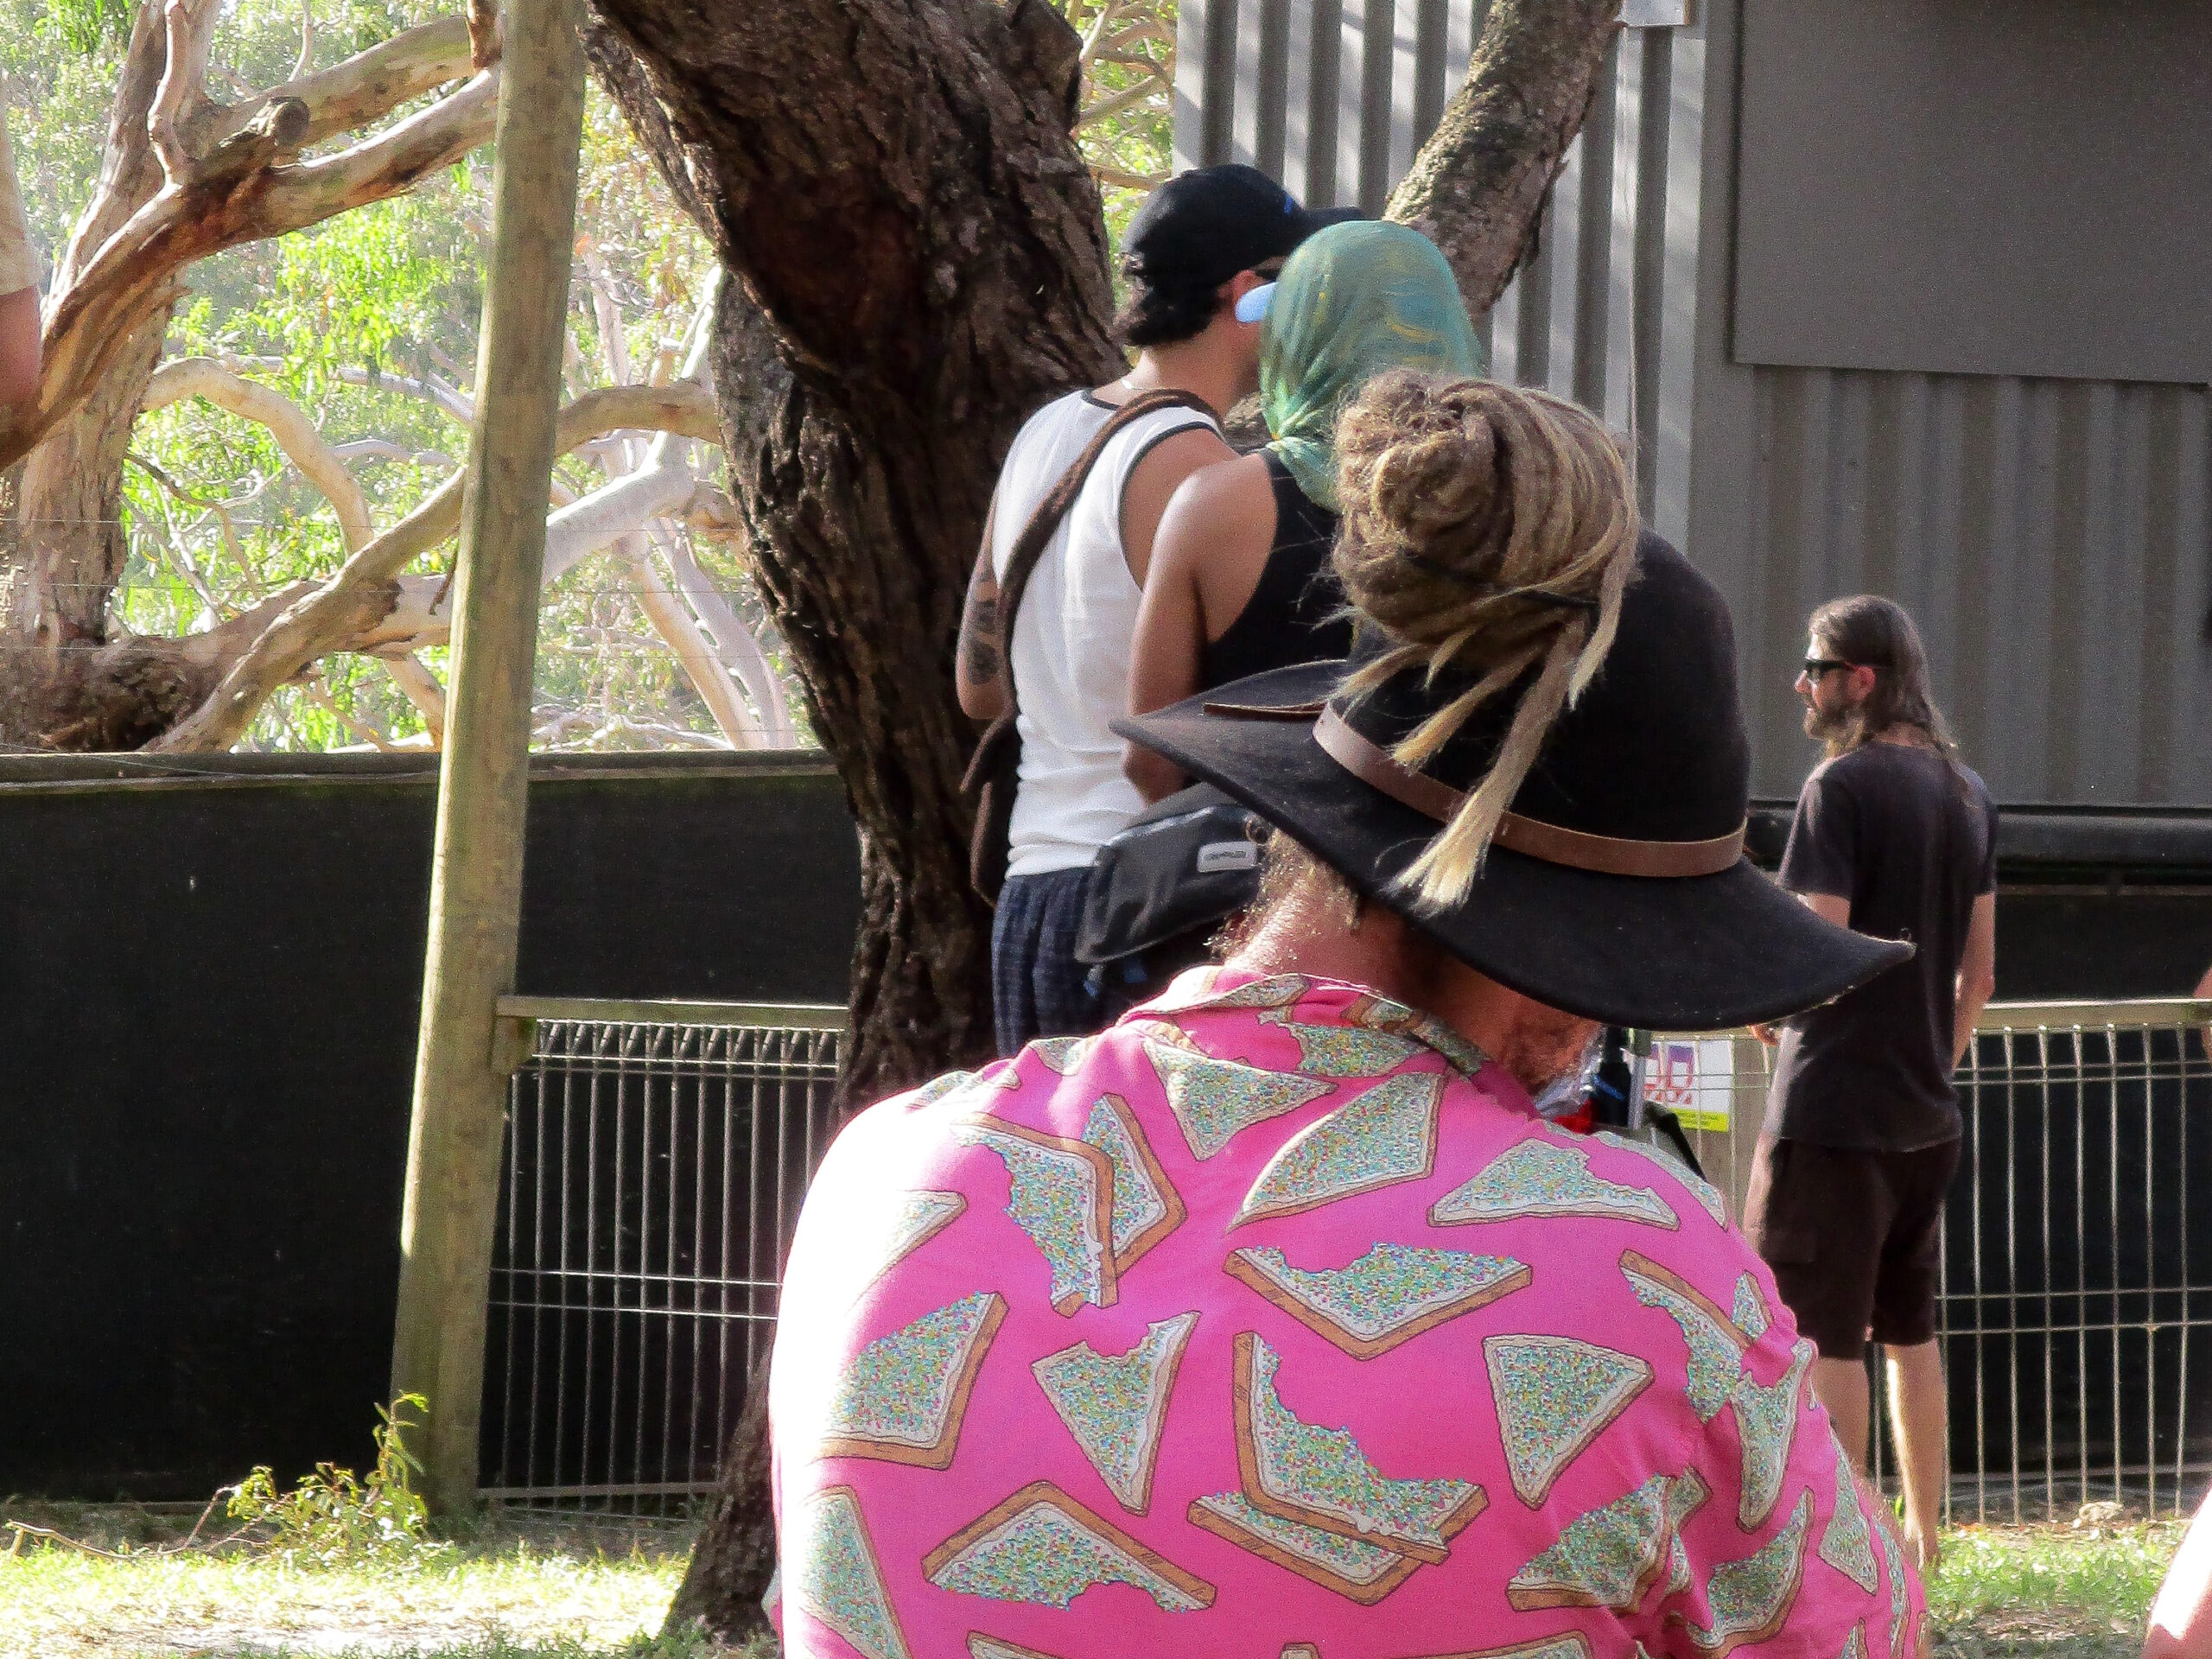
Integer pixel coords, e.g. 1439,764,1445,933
1260,220,1484,512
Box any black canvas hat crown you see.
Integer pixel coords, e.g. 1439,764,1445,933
1116,532,1910,1030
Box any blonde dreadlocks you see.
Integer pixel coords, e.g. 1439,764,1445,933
1332,371,1640,907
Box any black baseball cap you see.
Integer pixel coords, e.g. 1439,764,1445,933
1122,164,1339,291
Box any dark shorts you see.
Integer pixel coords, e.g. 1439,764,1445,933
1742,1133,1962,1361
990,867,1103,1056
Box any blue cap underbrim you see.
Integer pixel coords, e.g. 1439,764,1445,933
1234,282,1277,325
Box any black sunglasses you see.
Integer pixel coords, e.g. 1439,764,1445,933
1802,658,1854,677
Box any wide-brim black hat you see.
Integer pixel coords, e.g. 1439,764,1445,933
1115,532,1910,1031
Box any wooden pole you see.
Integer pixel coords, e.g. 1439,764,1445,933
388,0,586,1516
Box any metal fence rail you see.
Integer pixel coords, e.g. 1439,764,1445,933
1666,1000,2212,1523
478,995,2212,1525
478,998,846,1512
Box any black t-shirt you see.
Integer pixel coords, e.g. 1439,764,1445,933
1198,452,1353,690
1763,742,1999,1151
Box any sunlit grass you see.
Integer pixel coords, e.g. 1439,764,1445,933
0,1506,693,1659
0,1504,2193,1656
1929,1516,2186,1657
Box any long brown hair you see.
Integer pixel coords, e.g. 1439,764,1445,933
1808,594,1959,763
1332,371,1639,907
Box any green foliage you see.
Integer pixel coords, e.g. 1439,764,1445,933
1057,0,1176,251
224,1394,440,1567
0,0,1167,753
43,0,130,56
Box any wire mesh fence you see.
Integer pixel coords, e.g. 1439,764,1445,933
1663,1001,2212,1523
475,995,2212,1525
477,999,846,1516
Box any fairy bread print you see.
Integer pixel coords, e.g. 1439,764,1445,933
1730,1338,1816,1529
1231,1072,1442,1226
953,1119,1118,1314
788,1484,910,1659
1186,1490,1423,1605
1669,1491,1813,1656
1505,1469,1709,1611
1032,1312,1199,1514
1230,1331,1485,1562
821,1292,1007,1467
1224,1242,1530,1360
1483,1334,1653,1507
1144,1036,1334,1160
1621,1249,1749,1423
1430,1139,1678,1230
1817,1438,1882,1594
1081,1092,1185,1274
924,1480,1216,1611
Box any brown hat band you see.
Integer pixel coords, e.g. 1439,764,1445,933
1312,706,1745,879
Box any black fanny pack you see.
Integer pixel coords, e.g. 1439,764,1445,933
1076,783,1269,969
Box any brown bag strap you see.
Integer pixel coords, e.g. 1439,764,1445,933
993,388,1216,717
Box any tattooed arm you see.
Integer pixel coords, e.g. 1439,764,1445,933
956,506,1010,721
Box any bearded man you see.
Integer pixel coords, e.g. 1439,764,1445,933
1747,594,1999,1577
769,377,1929,1656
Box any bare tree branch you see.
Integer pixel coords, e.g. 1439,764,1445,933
0,41,497,471
292,0,316,84
332,438,457,467
618,535,757,746
381,652,448,741
657,525,796,744
143,358,375,551
146,383,720,752
148,0,217,189
187,17,476,156
1074,74,1164,131
302,669,398,748
1384,0,1620,315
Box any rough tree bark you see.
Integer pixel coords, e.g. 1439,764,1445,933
581,0,1619,1645
1386,0,1624,315
585,0,1120,1105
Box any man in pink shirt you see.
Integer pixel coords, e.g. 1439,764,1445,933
770,375,1928,1656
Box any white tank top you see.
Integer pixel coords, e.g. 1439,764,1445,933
989,390,1219,877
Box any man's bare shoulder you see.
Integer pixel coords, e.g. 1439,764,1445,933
1129,420,1240,491
1165,448,1273,517
1151,450,1274,583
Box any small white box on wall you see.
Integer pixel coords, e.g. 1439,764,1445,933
1621,0,1695,26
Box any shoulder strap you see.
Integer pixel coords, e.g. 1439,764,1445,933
995,388,1215,712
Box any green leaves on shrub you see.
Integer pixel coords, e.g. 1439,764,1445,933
224,1393,442,1567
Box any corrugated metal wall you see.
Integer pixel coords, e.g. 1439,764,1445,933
1180,0,2212,808
1172,3,1707,547
1685,0,2212,807
1735,373,2212,804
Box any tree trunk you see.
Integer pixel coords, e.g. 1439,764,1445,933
585,0,1121,1107
1387,0,1623,315
661,1352,778,1647
577,1,1620,1642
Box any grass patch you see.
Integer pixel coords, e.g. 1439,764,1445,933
1930,1514,2186,1657
0,1502,2191,1656
0,1503,694,1659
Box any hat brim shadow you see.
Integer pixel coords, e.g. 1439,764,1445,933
1116,662,1913,1032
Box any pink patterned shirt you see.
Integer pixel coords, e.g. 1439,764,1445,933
770,968,1924,1658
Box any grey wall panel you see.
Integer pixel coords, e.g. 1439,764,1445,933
1688,0,2212,810
1737,371,2212,806
1174,2,1706,545
1733,0,2212,385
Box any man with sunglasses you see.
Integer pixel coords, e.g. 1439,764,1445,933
1747,594,1999,1579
